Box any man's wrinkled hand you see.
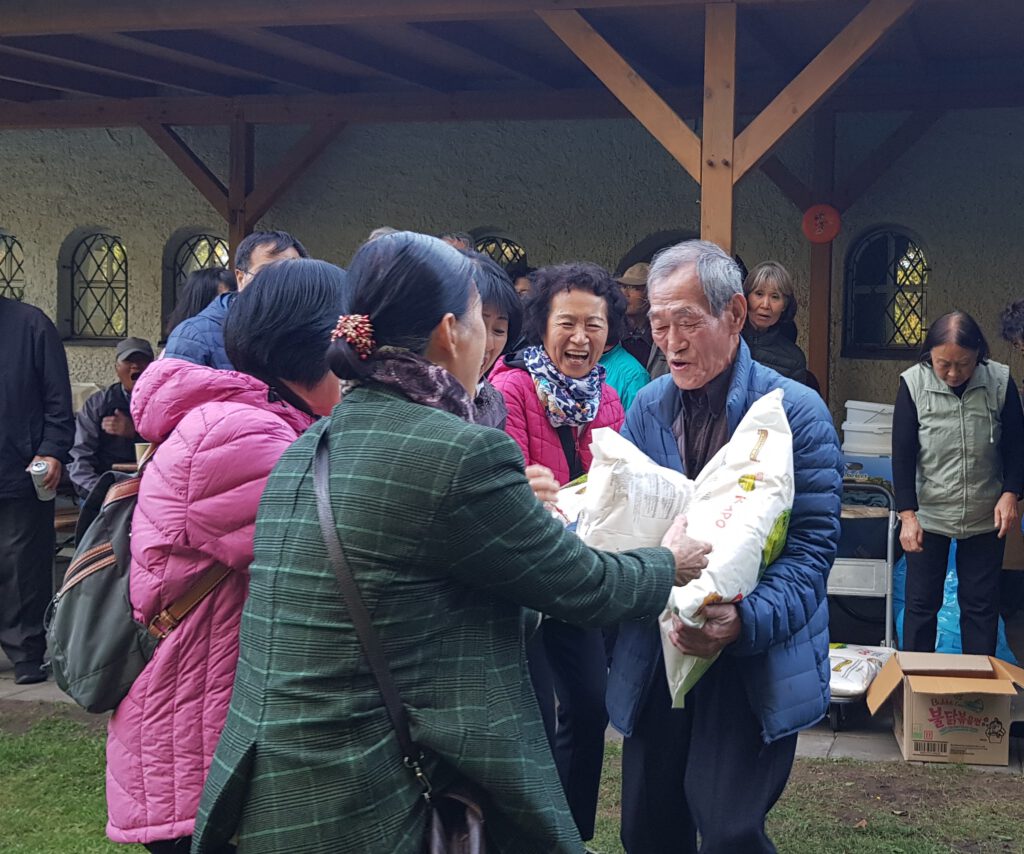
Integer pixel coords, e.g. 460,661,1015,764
101,409,137,439
669,604,741,658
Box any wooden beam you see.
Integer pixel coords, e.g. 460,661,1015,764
0,78,62,101
226,28,384,83
834,109,943,211
141,122,229,220
700,3,737,252
0,1,825,37
244,119,347,229
732,0,917,182
759,156,813,212
807,110,835,402
228,116,255,258
538,9,701,183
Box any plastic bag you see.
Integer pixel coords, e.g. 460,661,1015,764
577,429,695,551
660,389,795,705
828,644,894,698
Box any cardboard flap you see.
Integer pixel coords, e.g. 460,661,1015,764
896,652,994,676
906,675,1017,697
866,654,904,714
989,658,1024,689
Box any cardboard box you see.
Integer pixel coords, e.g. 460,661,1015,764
866,652,1024,766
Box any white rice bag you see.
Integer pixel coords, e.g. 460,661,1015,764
828,644,894,698
576,429,695,551
660,389,795,706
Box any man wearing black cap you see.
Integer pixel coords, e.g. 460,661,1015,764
68,337,154,500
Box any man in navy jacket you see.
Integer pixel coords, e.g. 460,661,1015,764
164,231,307,369
0,296,73,684
606,240,842,854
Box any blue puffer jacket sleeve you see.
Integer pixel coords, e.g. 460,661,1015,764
731,384,842,655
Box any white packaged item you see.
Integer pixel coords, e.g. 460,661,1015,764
550,476,589,527
576,429,695,551
660,389,795,706
828,644,894,698
844,400,895,427
841,420,892,456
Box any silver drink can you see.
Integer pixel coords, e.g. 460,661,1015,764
29,460,56,501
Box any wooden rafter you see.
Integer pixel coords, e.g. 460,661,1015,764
700,3,737,252
279,25,455,91
0,0,818,37
538,9,701,183
129,30,357,93
0,78,61,102
412,21,575,89
0,35,256,96
834,109,944,211
87,33,269,84
733,0,917,182
0,47,159,98
225,28,382,82
141,122,229,220
244,119,348,228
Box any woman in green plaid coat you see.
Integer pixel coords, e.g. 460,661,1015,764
192,233,707,854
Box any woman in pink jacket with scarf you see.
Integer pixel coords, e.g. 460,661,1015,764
490,262,627,849
105,259,345,853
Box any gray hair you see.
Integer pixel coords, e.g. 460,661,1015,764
648,239,743,316
367,226,399,242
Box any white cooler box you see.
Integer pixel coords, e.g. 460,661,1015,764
842,399,894,456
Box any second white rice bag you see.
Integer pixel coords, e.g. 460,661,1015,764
660,388,795,706
576,428,694,551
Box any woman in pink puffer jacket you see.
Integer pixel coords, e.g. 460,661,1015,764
106,260,345,853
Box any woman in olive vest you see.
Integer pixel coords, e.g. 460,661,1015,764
892,311,1024,655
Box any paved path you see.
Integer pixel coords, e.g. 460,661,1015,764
3,657,1022,773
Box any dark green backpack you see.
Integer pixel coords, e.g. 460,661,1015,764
46,465,229,713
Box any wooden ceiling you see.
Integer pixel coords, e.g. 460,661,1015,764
0,0,1019,127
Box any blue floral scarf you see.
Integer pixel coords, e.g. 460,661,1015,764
522,345,605,428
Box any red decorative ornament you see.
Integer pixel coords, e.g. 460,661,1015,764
332,314,376,360
801,204,841,244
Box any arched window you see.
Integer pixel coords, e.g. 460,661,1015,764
162,231,229,335
68,233,129,339
0,233,25,301
843,227,929,358
470,226,527,273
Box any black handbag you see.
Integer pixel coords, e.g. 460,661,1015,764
313,428,486,854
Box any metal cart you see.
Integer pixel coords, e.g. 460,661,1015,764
826,478,898,729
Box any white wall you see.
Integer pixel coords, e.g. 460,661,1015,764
1,109,1022,423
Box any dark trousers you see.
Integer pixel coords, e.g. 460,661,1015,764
0,496,54,666
621,655,796,854
527,620,608,842
903,529,1004,655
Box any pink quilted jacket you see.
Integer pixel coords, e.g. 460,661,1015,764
490,358,625,485
105,358,314,845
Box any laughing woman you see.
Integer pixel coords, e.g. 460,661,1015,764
490,262,626,847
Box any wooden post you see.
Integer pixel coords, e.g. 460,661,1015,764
699,3,737,253
228,114,254,262
807,110,836,402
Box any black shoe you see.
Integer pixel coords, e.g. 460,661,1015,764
14,661,46,685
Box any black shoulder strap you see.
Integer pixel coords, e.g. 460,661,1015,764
313,428,433,797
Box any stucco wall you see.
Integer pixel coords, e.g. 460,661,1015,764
1,109,1021,430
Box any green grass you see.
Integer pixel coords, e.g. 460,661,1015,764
2,716,1024,854
0,718,117,853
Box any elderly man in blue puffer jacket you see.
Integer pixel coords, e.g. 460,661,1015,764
606,240,842,854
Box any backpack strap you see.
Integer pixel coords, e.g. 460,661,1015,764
148,563,233,640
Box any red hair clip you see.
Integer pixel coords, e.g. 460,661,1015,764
332,314,376,360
